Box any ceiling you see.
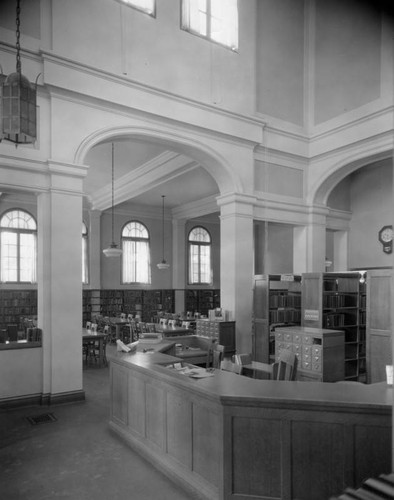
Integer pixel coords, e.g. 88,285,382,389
83,139,221,221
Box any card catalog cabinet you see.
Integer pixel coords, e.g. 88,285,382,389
195,319,236,355
275,326,345,382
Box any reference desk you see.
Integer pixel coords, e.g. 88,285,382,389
107,347,392,500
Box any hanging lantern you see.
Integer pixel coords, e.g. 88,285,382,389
0,0,38,145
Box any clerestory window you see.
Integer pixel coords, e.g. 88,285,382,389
117,0,156,16
181,0,239,50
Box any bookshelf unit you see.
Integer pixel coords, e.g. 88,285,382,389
301,272,366,382
83,289,175,323
252,274,302,363
0,289,37,330
366,269,392,383
185,289,220,316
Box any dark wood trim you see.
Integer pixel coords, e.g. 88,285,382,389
0,390,85,409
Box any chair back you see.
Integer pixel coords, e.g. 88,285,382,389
168,319,176,328
159,318,168,327
212,344,226,369
127,314,133,321
146,323,156,333
120,313,127,320
273,350,298,380
91,323,98,332
181,321,191,329
220,359,243,374
86,321,92,330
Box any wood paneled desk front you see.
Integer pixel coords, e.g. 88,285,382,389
107,346,392,500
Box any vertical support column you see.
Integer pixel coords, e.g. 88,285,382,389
218,194,255,354
293,226,308,275
305,208,328,272
37,161,87,403
89,209,102,289
172,218,186,313
333,230,348,271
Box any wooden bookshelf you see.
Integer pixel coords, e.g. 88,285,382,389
253,274,302,363
302,272,366,382
0,289,37,330
185,289,220,316
83,289,175,323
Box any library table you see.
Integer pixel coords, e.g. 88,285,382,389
107,346,392,500
82,329,107,367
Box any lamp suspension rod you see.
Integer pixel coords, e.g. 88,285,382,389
16,0,21,75
111,142,115,244
162,195,165,261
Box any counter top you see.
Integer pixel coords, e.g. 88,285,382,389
107,346,392,413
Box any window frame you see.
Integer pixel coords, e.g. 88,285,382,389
181,0,239,52
116,0,156,18
0,208,37,284
121,220,152,284
188,225,212,285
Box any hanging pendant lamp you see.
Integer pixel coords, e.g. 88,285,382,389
0,0,38,145
103,143,123,258
157,195,170,270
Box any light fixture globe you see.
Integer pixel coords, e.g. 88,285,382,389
103,243,123,258
157,260,170,270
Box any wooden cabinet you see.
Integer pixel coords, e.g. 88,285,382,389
252,274,302,363
195,319,235,355
275,326,345,382
366,269,392,383
302,272,366,382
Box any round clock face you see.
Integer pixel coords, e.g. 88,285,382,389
379,226,393,243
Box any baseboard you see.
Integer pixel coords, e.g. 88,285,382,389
0,390,85,409
41,390,86,406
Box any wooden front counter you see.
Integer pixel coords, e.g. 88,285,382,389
107,347,392,500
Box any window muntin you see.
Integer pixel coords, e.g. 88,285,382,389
0,209,37,283
118,0,155,16
181,0,238,50
188,226,212,284
122,221,151,284
82,221,88,285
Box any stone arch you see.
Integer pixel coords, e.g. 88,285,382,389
311,149,392,207
74,125,243,196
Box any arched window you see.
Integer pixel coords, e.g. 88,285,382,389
82,221,88,284
122,221,151,284
188,226,212,284
0,209,37,283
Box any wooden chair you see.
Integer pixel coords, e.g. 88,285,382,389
159,318,168,328
220,359,243,374
146,323,156,333
168,319,176,328
257,350,298,381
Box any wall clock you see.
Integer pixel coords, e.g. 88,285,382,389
378,225,393,254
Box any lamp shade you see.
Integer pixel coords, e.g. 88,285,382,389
103,243,123,258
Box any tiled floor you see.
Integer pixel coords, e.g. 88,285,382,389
0,365,197,499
